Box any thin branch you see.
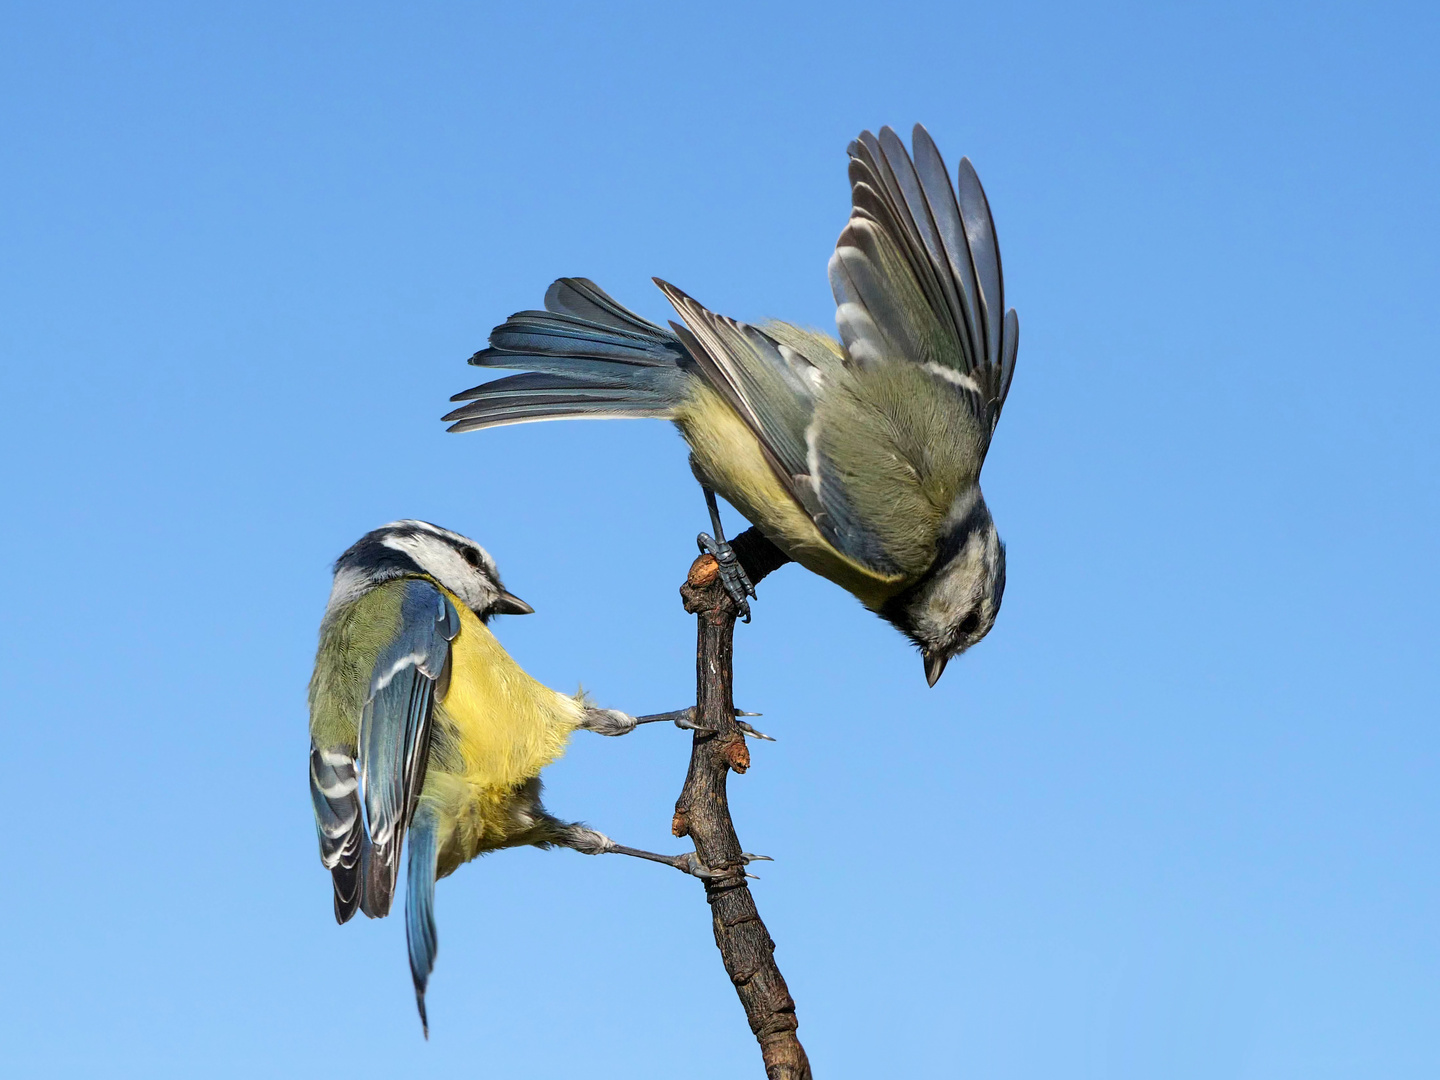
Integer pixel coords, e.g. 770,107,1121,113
673,528,809,1080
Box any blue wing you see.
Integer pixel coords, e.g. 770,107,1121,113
356,579,460,918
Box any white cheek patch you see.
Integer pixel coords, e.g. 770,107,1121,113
914,537,988,648
380,532,497,613
922,576,978,635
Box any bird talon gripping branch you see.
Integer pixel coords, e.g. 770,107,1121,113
447,123,1020,687
697,531,755,621
308,521,736,1034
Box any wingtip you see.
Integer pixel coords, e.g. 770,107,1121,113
651,276,686,302
653,278,697,316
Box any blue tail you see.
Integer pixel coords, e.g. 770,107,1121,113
443,278,693,432
406,804,441,1037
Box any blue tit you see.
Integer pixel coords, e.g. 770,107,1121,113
308,520,713,1034
444,124,1018,686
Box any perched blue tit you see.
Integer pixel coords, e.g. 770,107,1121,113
444,124,1018,686
308,520,715,1033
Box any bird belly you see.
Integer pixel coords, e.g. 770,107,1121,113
422,601,580,873
674,384,904,609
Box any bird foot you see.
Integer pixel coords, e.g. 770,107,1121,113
697,532,755,621
597,841,769,881
675,851,774,881
632,707,771,739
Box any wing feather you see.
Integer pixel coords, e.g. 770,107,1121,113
831,124,1020,447
654,280,818,502
310,744,363,923
356,580,459,918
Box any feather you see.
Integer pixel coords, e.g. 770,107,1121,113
544,276,671,336
877,126,967,347
998,308,1019,428
909,126,983,372
444,371,675,430
406,804,441,1038
954,155,1004,374
655,279,816,497
309,744,363,924
356,582,458,918
833,125,1021,449
444,283,692,432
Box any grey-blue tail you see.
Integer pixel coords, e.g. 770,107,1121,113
443,278,693,432
406,804,441,1037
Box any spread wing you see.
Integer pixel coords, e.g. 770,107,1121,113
828,124,1018,446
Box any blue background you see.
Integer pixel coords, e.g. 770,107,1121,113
2,2,1436,1076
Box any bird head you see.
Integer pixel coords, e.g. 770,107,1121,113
879,491,1006,686
329,520,534,622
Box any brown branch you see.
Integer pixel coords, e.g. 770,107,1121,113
672,530,810,1080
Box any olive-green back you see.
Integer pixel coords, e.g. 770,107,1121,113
308,582,406,752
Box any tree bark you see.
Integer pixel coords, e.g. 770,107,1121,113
673,529,810,1080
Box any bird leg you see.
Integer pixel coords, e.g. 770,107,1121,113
555,823,773,881
696,485,756,621
582,706,773,740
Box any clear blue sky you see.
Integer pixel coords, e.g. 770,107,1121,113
2,2,1436,1077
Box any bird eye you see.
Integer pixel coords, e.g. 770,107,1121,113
958,611,980,636
462,548,482,568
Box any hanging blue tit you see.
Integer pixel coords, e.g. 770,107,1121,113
445,124,1019,686
308,520,745,1034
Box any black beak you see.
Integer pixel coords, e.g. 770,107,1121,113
491,591,535,616
923,652,948,687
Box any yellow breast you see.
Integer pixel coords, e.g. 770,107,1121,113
423,596,581,869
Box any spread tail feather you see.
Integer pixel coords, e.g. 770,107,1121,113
444,277,693,432
406,804,441,1037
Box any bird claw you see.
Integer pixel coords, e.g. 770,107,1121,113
677,853,722,880
634,707,770,740
697,532,755,621
670,708,715,735
676,851,774,881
